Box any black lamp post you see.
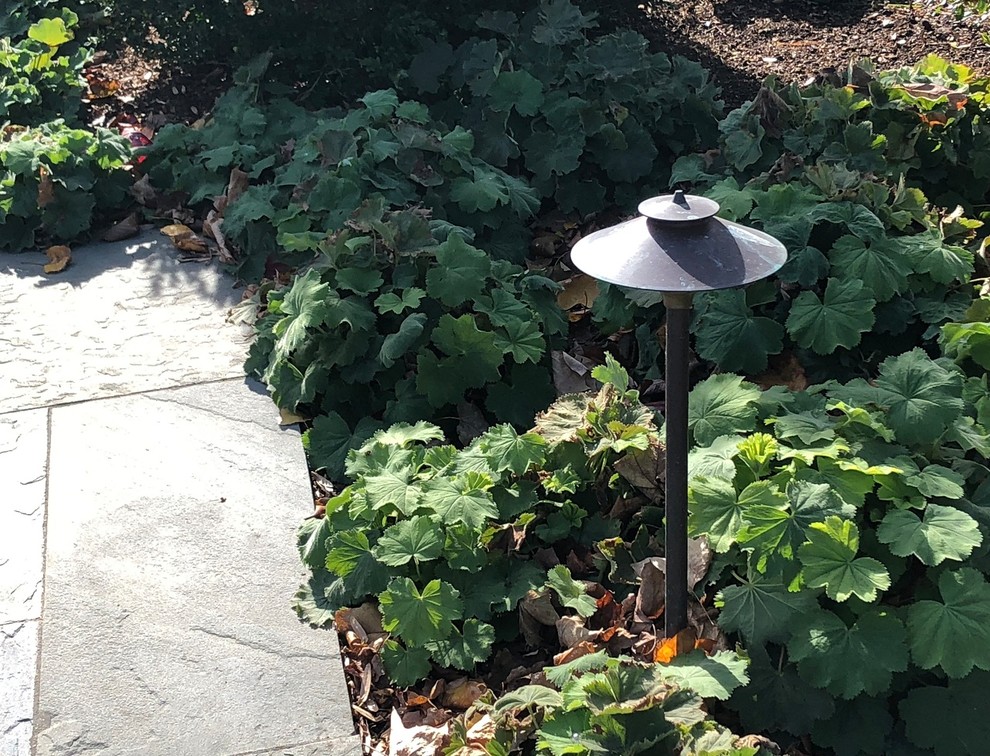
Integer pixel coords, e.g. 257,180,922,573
570,190,787,637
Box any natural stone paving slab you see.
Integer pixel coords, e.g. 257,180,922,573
0,232,249,414
0,620,38,756
0,410,47,625
36,379,358,756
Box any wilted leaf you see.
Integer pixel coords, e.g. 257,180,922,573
43,245,71,274
103,212,141,242
443,678,488,710
388,706,450,756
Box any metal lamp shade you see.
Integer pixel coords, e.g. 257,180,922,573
570,192,787,293
568,191,787,638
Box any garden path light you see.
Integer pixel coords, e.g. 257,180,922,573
570,190,787,636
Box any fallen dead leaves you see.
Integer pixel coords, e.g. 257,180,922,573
332,532,726,756
160,223,210,255
43,244,71,274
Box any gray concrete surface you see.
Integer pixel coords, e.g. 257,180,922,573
0,234,359,755
0,411,47,756
0,233,248,414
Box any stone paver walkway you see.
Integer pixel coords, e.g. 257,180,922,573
0,233,359,756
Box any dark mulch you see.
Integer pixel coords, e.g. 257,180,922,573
83,2,989,128
609,0,990,107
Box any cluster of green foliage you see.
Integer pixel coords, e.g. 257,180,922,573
293,362,653,674
247,202,565,480
406,1,722,215
0,8,132,251
592,56,986,383
97,0,530,105
0,9,88,124
0,119,131,250
297,362,762,754
450,652,765,756
682,342,990,755
143,55,542,280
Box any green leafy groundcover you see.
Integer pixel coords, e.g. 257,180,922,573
0,8,133,250
595,55,988,384
298,344,990,754
405,1,721,215
687,344,990,756
246,203,565,481
297,361,764,755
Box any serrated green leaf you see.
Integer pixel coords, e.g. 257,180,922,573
877,504,981,566
808,201,885,242
334,267,384,295
546,565,597,617
789,609,908,698
292,570,343,627
381,640,432,686
730,644,835,736
425,618,495,670
536,709,602,755
941,322,990,370
811,696,893,756
298,516,333,570
272,269,330,358
688,374,761,446
494,319,545,363
488,70,545,116
689,478,778,552
359,89,399,118
325,530,391,598
873,348,965,446
903,233,974,284
480,425,547,475
688,434,744,481
425,234,492,307
450,173,509,212
379,577,462,647
786,278,876,355
363,469,423,515
421,476,499,529
494,685,563,714
660,650,749,700
798,517,890,602
523,126,585,180
374,287,426,315
906,568,990,678
694,290,784,374
374,515,443,567
829,234,912,302
305,412,382,481
378,313,426,368
28,17,72,46
716,573,818,645
769,410,836,445
590,353,630,391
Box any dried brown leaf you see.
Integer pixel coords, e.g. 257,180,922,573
442,678,487,710
520,590,560,646
552,640,598,666
389,706,451,756
43,245,71,274
556,274,599,310
104,212,141,242
634,561,665,623
614,439,666,499
556,616,600,649
130,174,159,207
37,165,55,208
